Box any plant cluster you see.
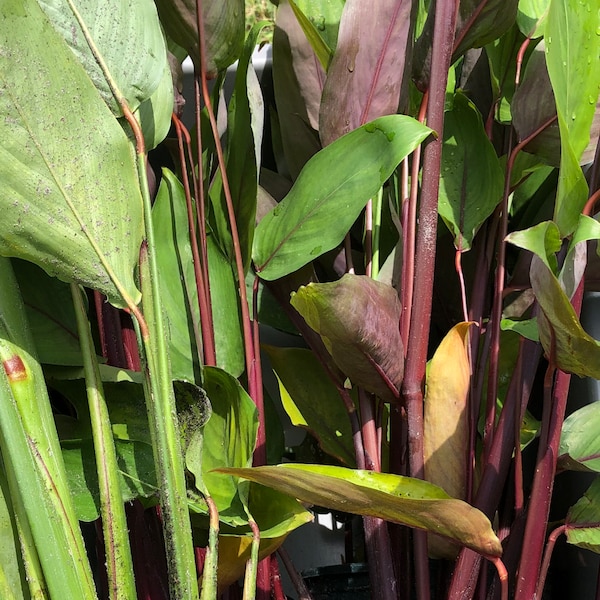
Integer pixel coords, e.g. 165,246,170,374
0,0,599,599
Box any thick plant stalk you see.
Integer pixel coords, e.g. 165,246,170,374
0,263,97,600
71,284,137,600
137,233,199,600
400,0,457,596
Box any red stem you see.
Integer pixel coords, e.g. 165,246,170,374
401,0,457,596
172,114,216,366
536,524,567,598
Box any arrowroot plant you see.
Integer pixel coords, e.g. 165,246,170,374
0,0,599,599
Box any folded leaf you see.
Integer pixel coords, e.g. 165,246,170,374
291,274,403,402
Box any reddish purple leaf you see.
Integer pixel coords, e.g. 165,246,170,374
319,0,413,146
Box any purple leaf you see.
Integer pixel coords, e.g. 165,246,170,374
291,274,404,402
319,0,413,145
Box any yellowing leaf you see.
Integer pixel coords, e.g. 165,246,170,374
424,322,474,557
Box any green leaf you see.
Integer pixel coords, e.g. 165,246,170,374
136,56,175,151
506,220,562,273
566,478,600,552
218,464,503,557
530,255,600,378
252,115,432,280
0,0,143,308
153,169,244,380
12,259,84,366
517,0,550,37
545,0,600,235
288,0,334,70
264,345,355,465
560,403,600,473
186,367,258,525
61,439,157,522
439,93,504,250
500,318,540,342
290,275,404,402
39,0,169,116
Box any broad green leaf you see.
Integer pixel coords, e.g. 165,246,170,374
0,0,143,308
319,0,413,146
219,464,503,557
39,0,168,116
545,0,600,235
566,478,600,552
290,275,404,403
439,93,504,250
154,0,244,76
517,0,550,37
506,221,562,273
153,169,244,380
530,255,600,378
264,345,355,465
500,317,540,342
560,403,600,473
61,439,157,522
253,115,432,280
186,367,258,525
12,259,84,366
424,324,473,502
136,56,175,151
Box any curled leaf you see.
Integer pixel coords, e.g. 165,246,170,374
424,322,474,558
218,464,503,557
290,274,403,402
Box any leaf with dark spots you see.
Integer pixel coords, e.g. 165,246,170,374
290,274,404,403
319,0,414,146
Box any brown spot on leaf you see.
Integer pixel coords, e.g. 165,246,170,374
3,355,27,382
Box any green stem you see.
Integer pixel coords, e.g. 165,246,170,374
71,284,136,600
242,520,261,600
137,195,199,598
199,497,219,600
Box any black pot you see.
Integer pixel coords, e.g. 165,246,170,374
302,563,370,599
